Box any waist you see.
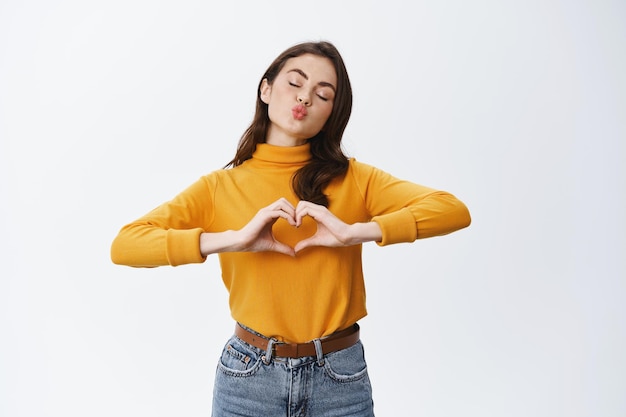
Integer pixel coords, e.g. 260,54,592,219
234,323,360,358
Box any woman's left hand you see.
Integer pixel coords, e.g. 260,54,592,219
293,201,382,253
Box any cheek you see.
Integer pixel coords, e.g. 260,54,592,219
321,104,334,122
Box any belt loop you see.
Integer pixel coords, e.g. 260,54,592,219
262,337,277,365
312,338,325,367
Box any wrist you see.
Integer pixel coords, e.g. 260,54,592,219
348,222,382,245
200,230,239,256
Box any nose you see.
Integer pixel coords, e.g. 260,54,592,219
297,94,311,106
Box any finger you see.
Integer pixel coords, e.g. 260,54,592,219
280,197,296,209
257,206,296,226
295,200,320,213
294,235,319,253
271,242,296,257
294,203,323,227
274,209,297,226
271,197,296,212
294,240,309,253
270,199,296,223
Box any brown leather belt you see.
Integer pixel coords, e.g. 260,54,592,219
235,323,360,358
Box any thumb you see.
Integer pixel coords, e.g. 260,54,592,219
271,242,296,257
294,236,318,253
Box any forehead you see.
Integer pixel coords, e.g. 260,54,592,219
281,54,337,84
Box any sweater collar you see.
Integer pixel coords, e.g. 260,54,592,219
252,143,312,164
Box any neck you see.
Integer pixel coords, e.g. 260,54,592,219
265,125,308,147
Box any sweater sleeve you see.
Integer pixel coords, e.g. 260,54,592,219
350,160,471,245
110,175,216,267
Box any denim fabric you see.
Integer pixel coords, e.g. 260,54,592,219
212,329,374,417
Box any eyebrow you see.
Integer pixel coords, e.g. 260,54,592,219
287,68,337,93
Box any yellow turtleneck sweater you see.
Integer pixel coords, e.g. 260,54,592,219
111,143,470,342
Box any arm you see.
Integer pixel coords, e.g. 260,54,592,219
111,175,301,266
353,160,471,245
110,177,214,267
292,201,382,253
293,161,470,252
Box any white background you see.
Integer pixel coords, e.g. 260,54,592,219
1,1,624,416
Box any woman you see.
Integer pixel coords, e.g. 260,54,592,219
111,40,471,417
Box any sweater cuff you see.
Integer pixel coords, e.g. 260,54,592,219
372,209,417,246
166,228,206,266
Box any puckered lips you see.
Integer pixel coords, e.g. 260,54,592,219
291,104,308,120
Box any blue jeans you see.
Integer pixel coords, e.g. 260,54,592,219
212,327,375,417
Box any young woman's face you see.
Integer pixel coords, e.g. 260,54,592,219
260,54,337,146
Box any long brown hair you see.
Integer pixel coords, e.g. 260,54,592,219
225,41,353,206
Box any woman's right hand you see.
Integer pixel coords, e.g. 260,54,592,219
234,198,297,255
199,198,297,257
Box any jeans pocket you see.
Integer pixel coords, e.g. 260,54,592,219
217,337,262,377
323,341,369,383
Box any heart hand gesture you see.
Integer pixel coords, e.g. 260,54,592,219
200,198,382,257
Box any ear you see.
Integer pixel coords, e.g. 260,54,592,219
260,78,272,104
